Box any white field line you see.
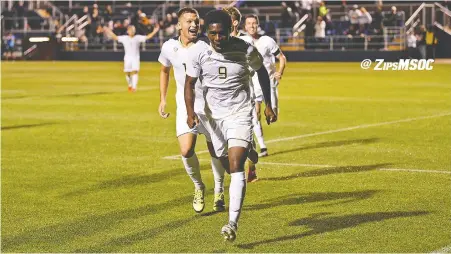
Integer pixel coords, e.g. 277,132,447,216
431,244,451,253
163,112,451,160
163,157,451,174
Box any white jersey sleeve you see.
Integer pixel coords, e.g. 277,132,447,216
158,41,172,67
136,35,147,43
266,36,281,56
117,35,127,44
247,44,263,71
186,42,207,78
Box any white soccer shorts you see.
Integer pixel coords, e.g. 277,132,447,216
176,109,212,142
123,57,140,72
209,108,253,158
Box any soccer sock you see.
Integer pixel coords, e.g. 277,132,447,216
131,74,138,90
125,75,131,87
181,153,204,190
211,157,225,193
253,120,267,149
229,171,246,226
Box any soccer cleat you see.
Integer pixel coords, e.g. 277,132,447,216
193,188,205,213
221,222,237,242
259,148,268,157
213,192,225,212
247,163,258,183
128,86,132,92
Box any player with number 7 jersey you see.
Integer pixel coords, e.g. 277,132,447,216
158,7,229,215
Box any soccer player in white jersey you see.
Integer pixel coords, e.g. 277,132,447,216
242,14,287,157
224,6,260,182
104,25,159,92
158,8,228,214
184,10,277,242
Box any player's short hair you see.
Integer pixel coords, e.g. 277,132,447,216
224,7,242,23
177,7,199,18
245,14,260,25
204,9,232,32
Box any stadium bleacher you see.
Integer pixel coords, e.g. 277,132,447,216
1,0,450,59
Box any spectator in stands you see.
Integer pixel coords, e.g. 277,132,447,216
383,6,398,27
90,8,102,38
113,20,126,36
425,25,438,59
319,1,328,20
171,12,178,26
281,2,296,28
15,1,25,29
304,14,315,49
299,0,313,17
314,16,326,49
104,5,113,23
359,7,372,32
3,32,15,60
406,30,417,59
348,5,362,26
416,25,426,59
370,5,384,50
81,5,89,18
163,13,175,37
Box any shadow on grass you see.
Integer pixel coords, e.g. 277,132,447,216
269,138,380,157
62,164,211,197
1,194,194,251
1,122,58,130
238,211,430,249
245,190,380,211
263,163,392,180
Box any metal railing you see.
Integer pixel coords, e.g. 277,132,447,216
275,26,405,51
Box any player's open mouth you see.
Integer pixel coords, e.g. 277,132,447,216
188,28,198,35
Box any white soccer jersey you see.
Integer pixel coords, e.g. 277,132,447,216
186,37,262,119
241,35,280,77
117,35,147,60
158,37,205,115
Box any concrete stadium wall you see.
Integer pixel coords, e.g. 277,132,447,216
58,50,408,62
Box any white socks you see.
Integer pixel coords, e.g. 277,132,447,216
253,120,267,149
181,153,204,190
229,171,246,225
211,157,225,194
131,74,138,90
125,75,131,87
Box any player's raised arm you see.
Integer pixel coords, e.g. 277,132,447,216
146,24,160,40
103,26,118,41
249,46,277,125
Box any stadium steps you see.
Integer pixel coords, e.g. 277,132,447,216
281,37,305,51
388,37,405,51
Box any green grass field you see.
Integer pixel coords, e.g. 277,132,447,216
2,61,451,252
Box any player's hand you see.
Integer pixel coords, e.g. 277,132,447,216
264,106,277,125
158,101,170,119
187,113,199,128
154,24,160,32
274,72,282,81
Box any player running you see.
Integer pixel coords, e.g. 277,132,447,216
224,6,260,182
184,10,277,242
158,7,227,214
241,14,287,157
104,24,159,92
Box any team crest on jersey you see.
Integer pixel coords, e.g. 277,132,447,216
207,50,212,56
173,47,178,52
